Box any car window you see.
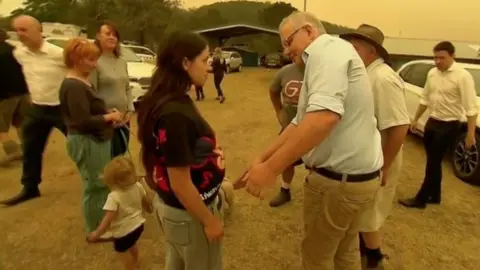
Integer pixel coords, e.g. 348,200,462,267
46,39,68,48
402,63,434,88
233,53,241,58
399,65,412,81
465,68,480,96
222,52,230,59
129,47,155,56
120,46,142,62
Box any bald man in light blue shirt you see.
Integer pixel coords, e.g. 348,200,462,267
242,12,384,270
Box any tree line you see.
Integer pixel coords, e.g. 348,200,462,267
0,0,353,54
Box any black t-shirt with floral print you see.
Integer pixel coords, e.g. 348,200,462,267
152,95,225,209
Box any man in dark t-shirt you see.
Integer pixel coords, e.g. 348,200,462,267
268,63,304,207
0,28,30,166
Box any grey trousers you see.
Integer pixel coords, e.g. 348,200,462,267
154,195,224,270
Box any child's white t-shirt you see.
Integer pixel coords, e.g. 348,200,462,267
103,182,147,238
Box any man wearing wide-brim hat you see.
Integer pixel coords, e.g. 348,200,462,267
341,24,411,270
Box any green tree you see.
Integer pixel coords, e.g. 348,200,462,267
258,1,297,28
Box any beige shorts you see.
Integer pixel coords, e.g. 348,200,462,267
0,95,30,133
358,149,403,232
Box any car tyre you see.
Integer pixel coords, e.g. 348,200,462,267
452,132,480,186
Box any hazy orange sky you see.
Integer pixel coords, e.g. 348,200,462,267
1,0,478,42
184,0,480,42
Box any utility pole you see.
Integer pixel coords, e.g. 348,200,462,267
304,0,307,11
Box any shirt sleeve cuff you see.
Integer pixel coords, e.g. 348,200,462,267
465,109,478,117
378,119,411,131
291,116,298,126
306,95,345,116
419,99,429,106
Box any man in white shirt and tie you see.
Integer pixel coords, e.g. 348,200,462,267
399,41,478,209
1,15,67,206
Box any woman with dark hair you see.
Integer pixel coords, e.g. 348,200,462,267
137,30,225,270
211,47,226,103
91,21,133,158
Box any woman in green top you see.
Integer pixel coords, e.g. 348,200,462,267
59,38,123,238
91,21,133,158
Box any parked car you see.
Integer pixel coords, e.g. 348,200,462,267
207,51,243,73
43,36,155,110
398,60,480,185
123,44,156,64
264,52,291,68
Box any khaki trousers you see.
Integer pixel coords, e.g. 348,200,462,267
302,172,380,270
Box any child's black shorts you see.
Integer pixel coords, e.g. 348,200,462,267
113,224,144,253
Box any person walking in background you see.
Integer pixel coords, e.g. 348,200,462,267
195,85,205,101
399,41,478,209
341,24,410,270
0,28,29,166
1,15,67,206
60,38,123,239
137,30,226,270
211,47,226,103
239,12,383,270
91,21,134,158
268,61,304,207
87,156,153,270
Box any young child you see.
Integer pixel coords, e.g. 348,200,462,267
87,156,153,270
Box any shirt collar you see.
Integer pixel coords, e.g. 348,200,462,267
366,58,384,72
447,61,457,71
23,39,50,55
302,34,331,64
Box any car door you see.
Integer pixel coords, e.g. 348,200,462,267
231,52,241,69
398,62,435,133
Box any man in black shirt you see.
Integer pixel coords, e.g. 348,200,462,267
0,28,29,166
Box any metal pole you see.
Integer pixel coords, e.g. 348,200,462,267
304,0,307,11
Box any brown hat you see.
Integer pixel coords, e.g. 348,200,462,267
340,24,389,62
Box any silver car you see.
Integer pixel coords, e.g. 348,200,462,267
208,51,243,73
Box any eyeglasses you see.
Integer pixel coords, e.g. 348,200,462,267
282,25,308,48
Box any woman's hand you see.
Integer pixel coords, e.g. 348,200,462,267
203,216,224,243
105,108,123,123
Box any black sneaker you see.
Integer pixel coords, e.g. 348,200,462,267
1,188,41,206
269,188,291,207
398,198,426,209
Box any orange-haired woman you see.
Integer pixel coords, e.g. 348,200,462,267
59,38,123,239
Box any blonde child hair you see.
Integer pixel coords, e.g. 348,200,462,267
103,156,138,190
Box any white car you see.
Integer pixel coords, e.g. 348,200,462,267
398,60,480,184
43,36,155,109
207,51,243,73
124,44,156,64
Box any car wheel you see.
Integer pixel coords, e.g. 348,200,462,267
452,132,480,185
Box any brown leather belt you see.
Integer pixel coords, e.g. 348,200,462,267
306,166,380,183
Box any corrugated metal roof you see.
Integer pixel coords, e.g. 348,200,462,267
383,37,480,59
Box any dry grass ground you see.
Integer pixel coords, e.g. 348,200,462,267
0,68,479,270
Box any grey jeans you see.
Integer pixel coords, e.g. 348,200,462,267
154,195,224,270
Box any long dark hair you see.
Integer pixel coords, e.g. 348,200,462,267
94,21,121,58
137,30,207,188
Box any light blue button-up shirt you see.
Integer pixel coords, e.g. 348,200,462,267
292,34,384,174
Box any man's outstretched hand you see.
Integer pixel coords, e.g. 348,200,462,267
232,171,249,190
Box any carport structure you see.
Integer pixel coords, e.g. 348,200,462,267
195,24,280,47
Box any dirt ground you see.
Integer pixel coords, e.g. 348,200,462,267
0,68,479,270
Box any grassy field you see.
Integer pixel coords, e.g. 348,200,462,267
0,68,479,270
